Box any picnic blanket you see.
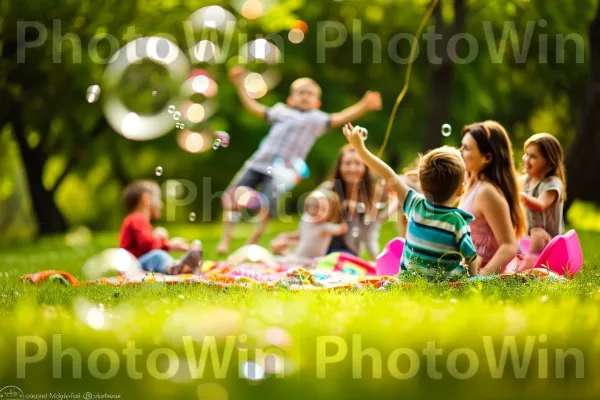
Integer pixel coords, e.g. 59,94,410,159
21,260,566,291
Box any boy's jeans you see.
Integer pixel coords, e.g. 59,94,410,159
138,250,174,273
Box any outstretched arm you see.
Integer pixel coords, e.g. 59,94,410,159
330,91,382,128
342,123,410,205
321,222,348,237
229,66,267,118
520,190,558,213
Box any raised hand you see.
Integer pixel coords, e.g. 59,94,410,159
342,123,367,148
228,65,245,84
363,91,382,111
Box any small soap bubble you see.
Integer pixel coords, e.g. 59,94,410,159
86,85,101,103
351,226,359,238
152,91,157,96
267,166,272,174
353,125,368,140
179,123,185,130
155,166,163,176
168,105,176,114
173,111,182,121
441,124,452,137
189,212,197,222
213,138,222,150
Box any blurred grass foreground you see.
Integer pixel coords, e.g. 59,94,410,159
0,222,599,399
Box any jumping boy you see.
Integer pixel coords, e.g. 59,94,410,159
217,66,382,255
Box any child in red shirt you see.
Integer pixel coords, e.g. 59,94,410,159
119,180,201,274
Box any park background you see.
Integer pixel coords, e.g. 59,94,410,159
2,1,600,398
2,0,600,245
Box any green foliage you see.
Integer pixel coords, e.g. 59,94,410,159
1,0,599,238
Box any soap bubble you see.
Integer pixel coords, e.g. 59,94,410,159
241,0,263,19
102,36,189,141
351,226,360,238
232,0,277,20
82,248,142,280
189,6,236,33
238,39,283,98
168,105,176,114
152,90,157,96
441,124,452,137
267,166,272,174
288,29,305,44
215,131,230,148
241,361,265,381
191,40,220,64
173,111,182,121
178,131,213,154
156,166,163,176
213,138,222,150
189,212,197,222
86,85,101,103
353,125,368,140
179,72,220,124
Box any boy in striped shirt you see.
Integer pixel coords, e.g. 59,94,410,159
343,124,480,279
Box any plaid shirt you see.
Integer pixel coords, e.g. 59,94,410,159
245,103,331,174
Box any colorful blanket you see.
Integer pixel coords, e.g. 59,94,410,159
21,262,566,291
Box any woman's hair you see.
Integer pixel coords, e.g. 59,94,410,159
304,189,343,223
328,144,375,208
524,133,567,201
462,121,526,237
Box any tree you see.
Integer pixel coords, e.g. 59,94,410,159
565,0,600,211
426,0,467,151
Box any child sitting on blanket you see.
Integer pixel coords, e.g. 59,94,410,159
118,180,202,274
343,123,481,280
518,133,567,271
271,189,347,259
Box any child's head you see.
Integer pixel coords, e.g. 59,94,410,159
302,189,342,224
121,181,163,219
287,78,322,111
523,133,567,199
418,146,465,203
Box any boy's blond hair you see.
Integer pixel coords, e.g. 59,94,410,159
418,146,465,203
290,78,322,96
121,180,160,213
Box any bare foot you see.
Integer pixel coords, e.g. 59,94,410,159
216,240,230,256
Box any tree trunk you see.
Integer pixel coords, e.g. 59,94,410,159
426,0,466,151
9,103,68,236
565,2,600,212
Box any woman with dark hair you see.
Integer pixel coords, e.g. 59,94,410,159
318,144,383,257
459,121,526,275
271,145,396,259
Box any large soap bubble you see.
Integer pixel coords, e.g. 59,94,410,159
102,37,190,141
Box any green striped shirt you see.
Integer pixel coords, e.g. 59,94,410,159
401,189,477,278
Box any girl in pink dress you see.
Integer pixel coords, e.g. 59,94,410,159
459,121,526,274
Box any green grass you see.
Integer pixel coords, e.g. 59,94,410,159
1,219,600,399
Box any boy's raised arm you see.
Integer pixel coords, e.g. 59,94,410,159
229,66,267,118
330,91,382,128
342,123,410,204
